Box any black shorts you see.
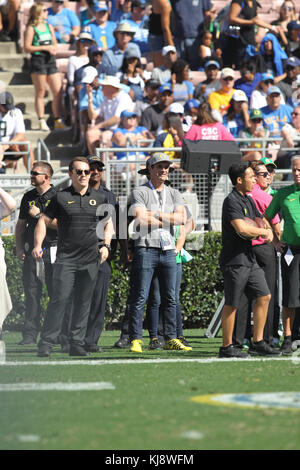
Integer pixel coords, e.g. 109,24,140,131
221,263,270,308
3,151,21,161
281,246,300,308
30,53,58,75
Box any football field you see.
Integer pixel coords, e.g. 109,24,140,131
1,330,300,451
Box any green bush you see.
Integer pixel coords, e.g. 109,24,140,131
2,233,223,331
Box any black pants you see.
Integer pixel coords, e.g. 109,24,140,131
39,261,98,348
22,249,53,341
233,243,276,346
84,260,112,347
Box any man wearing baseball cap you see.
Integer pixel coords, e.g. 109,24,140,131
151,45,178,85
261,86,293,139
127,152,191,352
208,67,236,122
125,0,150,54
277,56,300,102
82,1,116,49
194,60,221,103
47,0,80,44
140,84,173,136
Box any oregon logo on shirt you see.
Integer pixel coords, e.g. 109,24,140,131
29,201,36,207
89,199,97,206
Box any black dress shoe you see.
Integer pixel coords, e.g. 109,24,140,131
37,345,51,357
114,336,130,348
84,344,102,353
19,337,36,345
69,345,90,356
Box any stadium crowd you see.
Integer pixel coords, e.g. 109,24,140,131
0,0,300,357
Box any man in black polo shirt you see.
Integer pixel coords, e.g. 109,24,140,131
15,161,57,345
219,162,280,358
32,156,114,357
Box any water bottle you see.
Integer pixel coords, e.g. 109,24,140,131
0,340,6,363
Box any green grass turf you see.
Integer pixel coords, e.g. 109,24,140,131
1,330,300,450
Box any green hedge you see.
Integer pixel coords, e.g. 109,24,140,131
2,233,224,331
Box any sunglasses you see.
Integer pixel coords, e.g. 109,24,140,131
223,77,234,81
256,172,269,177
292,112,300,116
74,169,90,176
282,5,293,10
80,39,92,43
30,170,46,176
251,118,262,123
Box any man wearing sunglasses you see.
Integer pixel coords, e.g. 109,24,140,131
15,161,57,346
208,67,237,122
32,156,114,357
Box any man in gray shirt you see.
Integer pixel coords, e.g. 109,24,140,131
128,153,191,352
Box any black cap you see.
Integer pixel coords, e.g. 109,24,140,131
88,155,105,169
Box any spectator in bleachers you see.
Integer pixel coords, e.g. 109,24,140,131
193,60,221,103
183,99,200,131
198,30,222,70
257,32,288,79
238,108,270,161
85,74,134,157
261,85,293,139
0,91,34,172
47,0,81,44
271,0,297,33
110,0,132,23
250,72,286,109
148,0,174,67
277,105,300,173
125,0,150,55
78,66,104,145
170,0,216,71
207,67,237,122
277,56,300,101
184,102,235,141
151,45,177,85
79,0,96,27
0,0,19,42
285,20,300,58
67,31,95,96
220,0,281,69
168,59,194,106
82,1,116,49
140,83,173,137
223,90,250,139
119,47,145,101
111,109,150,177
153,111,184,159
134,78,160,119
24,2,66,131
233,59,261,103
74,44,103,95
97,21,141,75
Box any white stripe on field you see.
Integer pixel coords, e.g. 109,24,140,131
0,356,297,367
0,382,115,391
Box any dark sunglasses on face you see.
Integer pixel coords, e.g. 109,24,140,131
223,77,234,81
256,172,269,177
80,39,92,44
74,169,90,176
31,170,46,176
251,118,262,123
292,112,300,116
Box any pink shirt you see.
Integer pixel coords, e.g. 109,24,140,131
184,122,235,141
248,183,280,246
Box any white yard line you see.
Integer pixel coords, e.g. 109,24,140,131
0,382,115,391
0,356,297,366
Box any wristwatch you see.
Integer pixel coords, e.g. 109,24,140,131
35,213,41,219
101,243,111,252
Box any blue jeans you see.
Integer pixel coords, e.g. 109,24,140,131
174,37,202,71
128,247,177,341
146,263,183,338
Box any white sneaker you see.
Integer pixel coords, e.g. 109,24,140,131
39,119,50,131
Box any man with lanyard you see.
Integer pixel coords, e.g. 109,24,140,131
128,152,191,352
32,156,114,357
219,161,280,358
265,155,300,355
15,161,57,346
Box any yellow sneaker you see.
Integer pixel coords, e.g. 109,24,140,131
130,339,143,353
164,338,192,351
54,118,68,130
